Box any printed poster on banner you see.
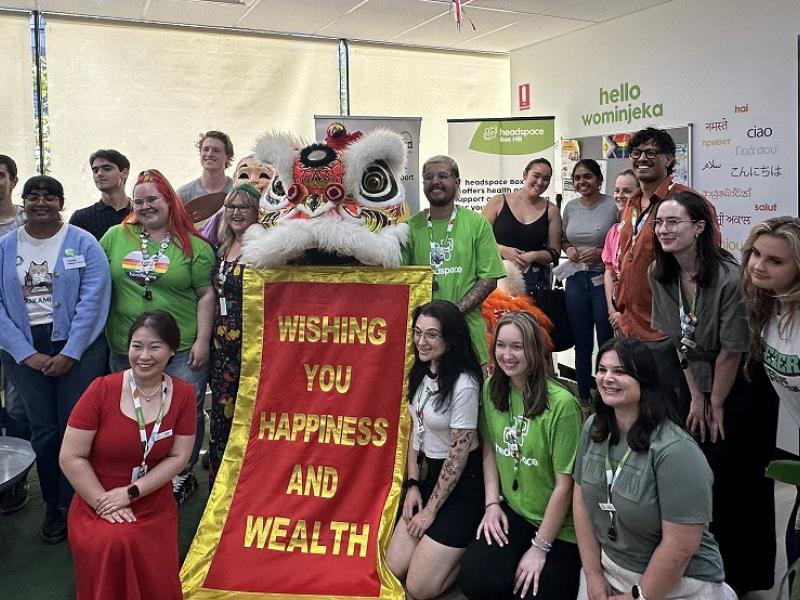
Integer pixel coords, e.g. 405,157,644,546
315,115,422,213
181,266,430,600
447,116,556,212
694,110,790,259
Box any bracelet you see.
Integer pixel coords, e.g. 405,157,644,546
531,538,551,554
533,533,552,549
485,500,501,510
402,478,420,490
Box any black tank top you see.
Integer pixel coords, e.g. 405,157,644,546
492,194,549,252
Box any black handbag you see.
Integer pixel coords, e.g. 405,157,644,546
531,280,574,352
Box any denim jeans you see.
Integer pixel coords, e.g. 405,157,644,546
110,348,208,469
564,270,614,400
0,326,107,509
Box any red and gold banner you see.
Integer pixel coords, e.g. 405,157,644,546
182,266,431,599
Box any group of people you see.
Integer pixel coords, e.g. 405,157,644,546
0,122,798,600
0,131,264,597
393,127,800,599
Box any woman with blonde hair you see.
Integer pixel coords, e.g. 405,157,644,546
740,215,800,573
208,184,261,485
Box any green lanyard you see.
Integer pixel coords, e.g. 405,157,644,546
129,371,167,471
507,395,526,491
603,444,632,542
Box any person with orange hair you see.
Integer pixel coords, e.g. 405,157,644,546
100,169,215,503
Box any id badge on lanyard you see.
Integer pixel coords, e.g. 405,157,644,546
129,372,166,483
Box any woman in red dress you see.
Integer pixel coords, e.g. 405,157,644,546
60,310,197,600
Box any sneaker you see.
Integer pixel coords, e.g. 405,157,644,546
173,470,198,505
41,505,67,544
201,452,210,470
0,479,29,515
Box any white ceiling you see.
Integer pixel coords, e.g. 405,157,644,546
1,0,675,53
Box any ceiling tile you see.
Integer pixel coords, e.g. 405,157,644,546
37,0,148,20
543,0,673,23
464,0,572,15
458,12,588,51
143,0,245,27
240,0,364,34
318,0,447,41
395,6,525,46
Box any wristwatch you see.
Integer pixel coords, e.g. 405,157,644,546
631,584,647,600
127,484,141,500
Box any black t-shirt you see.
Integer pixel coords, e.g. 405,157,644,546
69,200,130,241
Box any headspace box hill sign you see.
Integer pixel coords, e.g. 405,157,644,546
582,82,664,127
448,116,555,211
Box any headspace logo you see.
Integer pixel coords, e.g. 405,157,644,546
581,82,664,126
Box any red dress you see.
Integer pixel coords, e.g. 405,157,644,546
67,372,196,600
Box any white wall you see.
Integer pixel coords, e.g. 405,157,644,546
510,0,799,252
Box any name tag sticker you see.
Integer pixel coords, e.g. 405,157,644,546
155,429,173,441
63,255,86,269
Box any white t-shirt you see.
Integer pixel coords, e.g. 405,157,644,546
410,372,480,459
16,224,68,325
762,310,800,452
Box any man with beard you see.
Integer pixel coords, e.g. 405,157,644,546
614,127,718,419
69,149,131,240
403,155,504,364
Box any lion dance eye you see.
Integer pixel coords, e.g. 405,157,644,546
325,183,346,203
358,161,399,205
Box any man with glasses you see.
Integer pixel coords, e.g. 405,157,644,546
615,127,719,418
69,149,131,240
402,155,504,365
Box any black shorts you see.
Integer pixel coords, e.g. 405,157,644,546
418,448,484,548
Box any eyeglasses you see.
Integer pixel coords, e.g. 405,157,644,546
653,218,697,231
630,148,663,160
24,193,60,203
413,328,442,342
422,172,454,183
224,204,255,214
132,195,164,207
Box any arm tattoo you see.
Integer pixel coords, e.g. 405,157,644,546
426,429,474,513
457,278,497,314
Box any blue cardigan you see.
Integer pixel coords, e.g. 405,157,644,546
0,224,110,363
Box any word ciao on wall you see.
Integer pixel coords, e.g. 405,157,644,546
581,82,664,126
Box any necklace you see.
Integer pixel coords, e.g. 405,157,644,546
139,230,171,301
426,206,457,292
135,380,162,401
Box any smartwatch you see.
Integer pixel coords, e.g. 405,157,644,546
631,584,647,600
127,484,141,501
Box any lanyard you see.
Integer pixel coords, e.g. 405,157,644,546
427,206,457,290
139,231,171,301
129,371,167,470
414,381,436,471
678,282,700,363
626,204,652,262
507,395,526,491
216,257,241,316
604,446,632,498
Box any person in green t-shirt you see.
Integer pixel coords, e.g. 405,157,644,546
401,155,505,364
459,311,582,600
100,169,216,505
573,337,728,600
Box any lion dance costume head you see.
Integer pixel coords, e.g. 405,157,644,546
241,124,409,268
